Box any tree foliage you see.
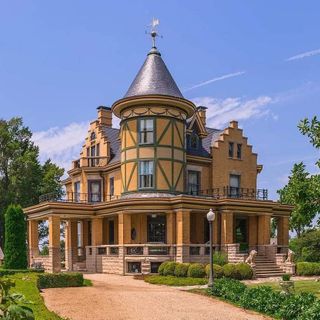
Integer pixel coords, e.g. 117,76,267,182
277,162,319,237
4,205,28,269
0,117,64,248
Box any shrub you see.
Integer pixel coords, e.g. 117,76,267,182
282,274,291,281
158,261,170,276
209,278,246,303
4,205,28,269
163,262,177,276
222,263,237,278
240,286,285,316
37,272,84,289
187,263,206,278
205,264,224,278
235,263,253,280
212,252,228,266
278,292,317,320
174,263,190,277
296,262,320,276
298,300,320,320
0,269,44,277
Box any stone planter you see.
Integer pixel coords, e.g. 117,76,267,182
279,280,295,295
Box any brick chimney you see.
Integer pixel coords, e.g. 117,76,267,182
97,106,112,127
229,120,238,129
197,106,207,127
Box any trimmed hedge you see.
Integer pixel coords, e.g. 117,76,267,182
205,264,224,278
208,278,319,320
296,262,320,276
163,262,177,276
212,252,228,266
37,273,84,289
174,263,190,277
187,263,206,278
158,261,169,276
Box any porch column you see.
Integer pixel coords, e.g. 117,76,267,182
82,220,89,248
257,215,271,245
176,209,190,262
220,210,233,245
65,220,78,271
166,211,175,244
48,216,61,273
118,213,131,244
248,216,258,249
91,218,103,246
277,216,289,246
28,220,39,263
213,215,219,244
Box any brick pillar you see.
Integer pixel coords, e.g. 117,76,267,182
220,211,233,245
277,216,289,246
166,211,175,244
65,220,78,271
48,216,61,273
248,216,258,249
176,210,190,262
28,220,39,265
257,215,271,245
91,218,103,246
118,213,131,245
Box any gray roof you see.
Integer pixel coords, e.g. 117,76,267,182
124,47,184,99
102,126,121,164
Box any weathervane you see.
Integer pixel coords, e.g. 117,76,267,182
146,18,162,48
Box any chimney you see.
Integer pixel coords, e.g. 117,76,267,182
97,106,112,127
197,106,207,127
229,120,238,129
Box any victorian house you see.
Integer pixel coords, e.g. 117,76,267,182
24,35,293,277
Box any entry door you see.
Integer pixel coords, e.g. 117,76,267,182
235,217,248,252
147,215,166,243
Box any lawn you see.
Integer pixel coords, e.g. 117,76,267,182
144,275,208,286
249,280,320,298
6,272,64,320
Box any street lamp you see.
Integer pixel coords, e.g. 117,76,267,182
207,208,216,289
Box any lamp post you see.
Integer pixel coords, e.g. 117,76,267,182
207,208,215,289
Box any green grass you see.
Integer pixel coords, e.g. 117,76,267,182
145,275,208,286
249,280,320,299
83,278,93,286
6,272,64,320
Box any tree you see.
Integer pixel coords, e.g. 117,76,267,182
277,163,319,237
4,205,28,269
0,117,64,248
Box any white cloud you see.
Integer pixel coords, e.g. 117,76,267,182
286,48,320,61
193,95,274,128
184,71,246,92
33,122,89,172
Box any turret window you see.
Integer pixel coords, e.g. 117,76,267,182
139,119,154,144
139,160,154,189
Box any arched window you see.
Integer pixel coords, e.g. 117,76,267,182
90,132,96,141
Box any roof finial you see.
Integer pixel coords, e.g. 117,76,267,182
148,18,160,48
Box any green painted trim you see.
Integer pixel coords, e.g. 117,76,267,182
126,162,137,190
174,121,184,148
174,164,184,189
158,162,171,190
157,119,171,145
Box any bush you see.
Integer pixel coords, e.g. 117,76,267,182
187,263,206,278
240,286,285,316
298,300,320,320
212,252,228,266
235,263,253,280
4,205,28,269
158,261,170,276
37,273,84,289
174,263,190,277
163,262,177,276
209,278,246,303
205,264,224,279
278,292,317,320
0,269,44,277
282,274,291,281
222,263,237,278
296,262,320,276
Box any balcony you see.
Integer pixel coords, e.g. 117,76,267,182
187,186,268,201
39,192,120,204
72,156,109,169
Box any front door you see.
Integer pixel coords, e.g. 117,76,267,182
147,215,166,243
235,216,248,252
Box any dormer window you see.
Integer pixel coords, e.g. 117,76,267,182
90,132,96,141
139,119,154,144
190,133,199,150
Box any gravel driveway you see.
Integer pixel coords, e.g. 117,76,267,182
42,274,270,320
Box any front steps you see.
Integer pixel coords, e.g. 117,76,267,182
254,254,284,278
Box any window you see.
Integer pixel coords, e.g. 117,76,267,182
90,131,96,141
88,180,101,202
139,161,154,189
237,144,242,159
190,134,199,149
188,170,200,195
127,262,141,273
74,181,80,202
109,177,114,196
229,174,240,198
229,142,234,158
147,215,166,243
139,119,154,144
109,220,115,244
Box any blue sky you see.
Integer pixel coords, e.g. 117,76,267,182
0,1,319,199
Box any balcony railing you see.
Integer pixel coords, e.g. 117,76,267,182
39,192,120,204
187,186,268,201
72,156,109,169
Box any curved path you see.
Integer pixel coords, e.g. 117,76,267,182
42,274,270,320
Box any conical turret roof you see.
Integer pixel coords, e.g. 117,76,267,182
124,47,184,99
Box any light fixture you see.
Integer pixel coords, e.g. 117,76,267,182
207,209,215,222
